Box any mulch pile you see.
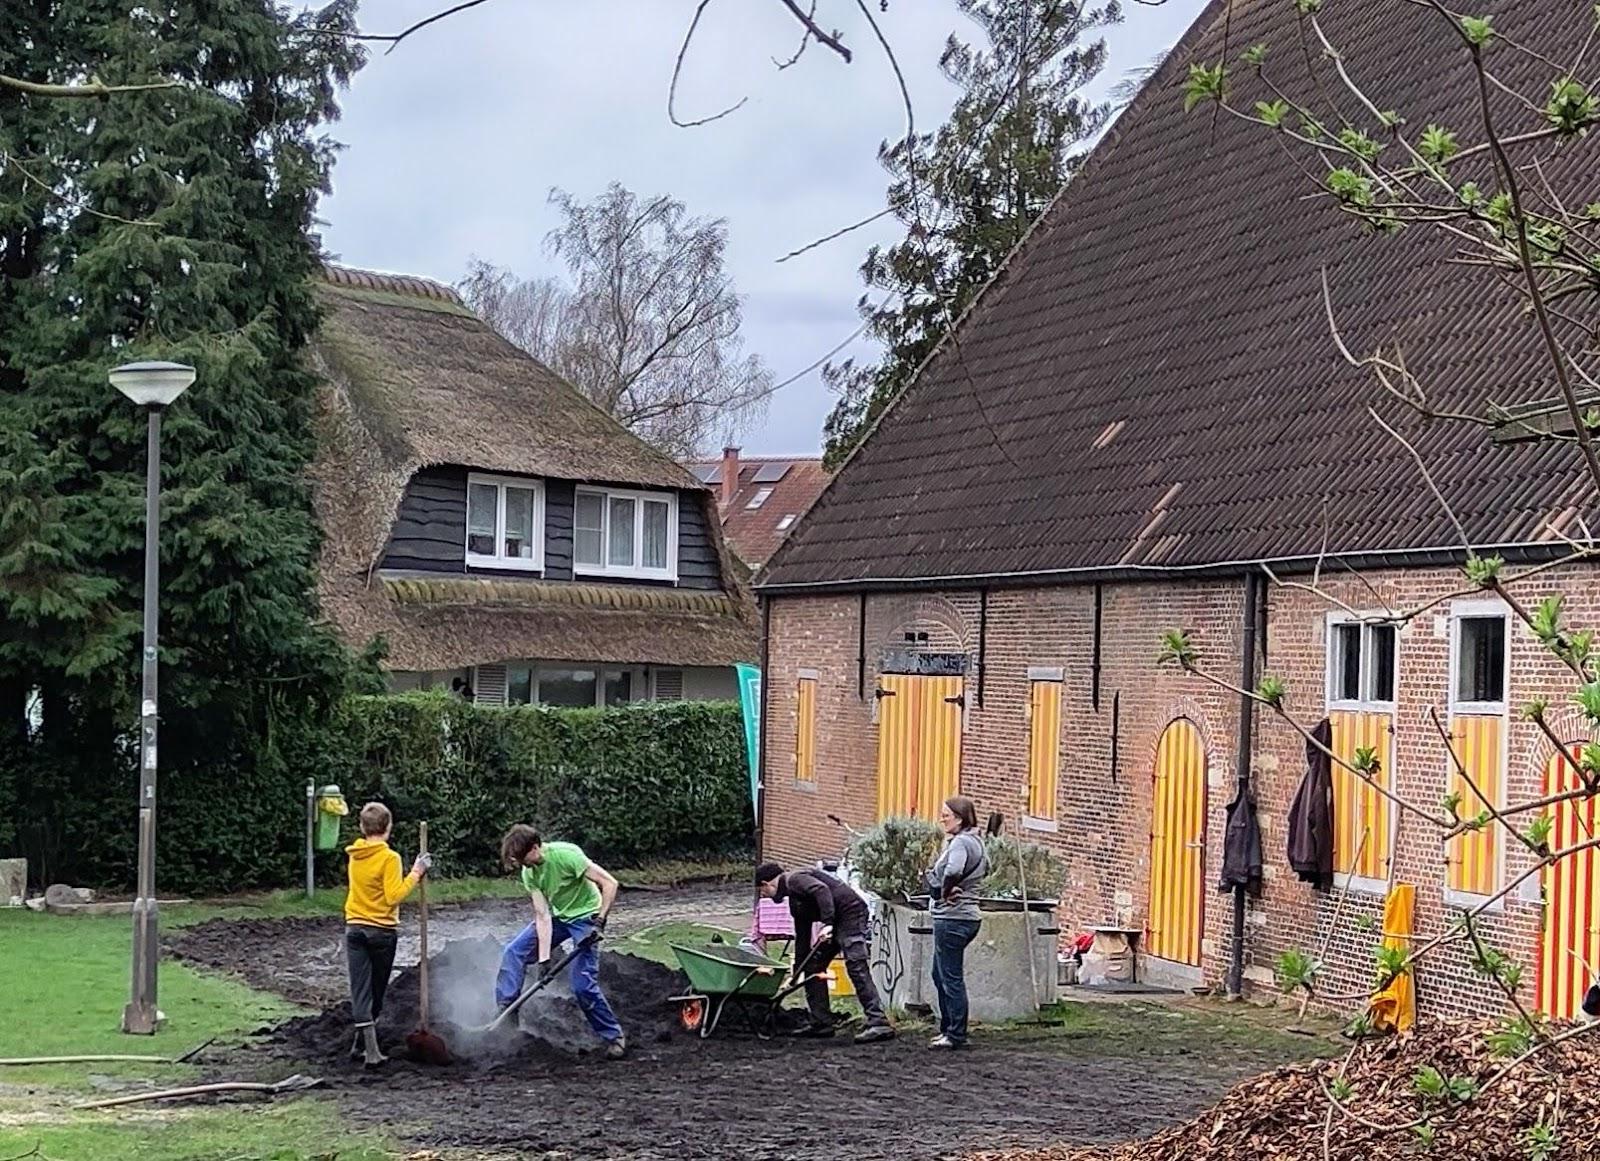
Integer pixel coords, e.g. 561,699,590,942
970,1020,1600,1161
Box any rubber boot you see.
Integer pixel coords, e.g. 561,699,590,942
360,1024,387,1067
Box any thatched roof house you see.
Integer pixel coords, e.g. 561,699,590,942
307,265,757,705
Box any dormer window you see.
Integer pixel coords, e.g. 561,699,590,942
466,473,545,571
574,485,678,581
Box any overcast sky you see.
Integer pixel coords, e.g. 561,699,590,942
319,0,1209,458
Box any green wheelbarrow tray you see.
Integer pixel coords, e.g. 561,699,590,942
668,943,825,1039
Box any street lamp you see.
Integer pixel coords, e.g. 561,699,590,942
110,360,195,1036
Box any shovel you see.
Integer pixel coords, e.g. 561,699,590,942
475,929,602,1035
405,822,453,1065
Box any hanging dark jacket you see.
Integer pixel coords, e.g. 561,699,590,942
1217,781,1263,895
1288,717,1336,889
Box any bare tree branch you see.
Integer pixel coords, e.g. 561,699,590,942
777,0,852,62
0,73,177,98
669,0,751,128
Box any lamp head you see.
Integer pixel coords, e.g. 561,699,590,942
109,361,196,409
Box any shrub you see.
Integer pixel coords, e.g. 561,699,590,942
1,692,751,893
847,816,943,900
981,835,1066,901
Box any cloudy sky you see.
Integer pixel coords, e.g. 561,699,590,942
320,0,1209,457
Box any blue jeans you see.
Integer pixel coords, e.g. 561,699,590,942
931,918,981,1043
495,916,624,1043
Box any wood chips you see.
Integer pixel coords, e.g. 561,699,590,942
970,1021,1600,1161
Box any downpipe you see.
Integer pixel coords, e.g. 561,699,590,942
1227,571,1262,1000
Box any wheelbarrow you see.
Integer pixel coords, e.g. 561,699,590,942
668,942,829,1040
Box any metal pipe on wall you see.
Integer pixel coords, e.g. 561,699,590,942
1227,571,1262,1000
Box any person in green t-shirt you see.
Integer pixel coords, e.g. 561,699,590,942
495,824,625,1057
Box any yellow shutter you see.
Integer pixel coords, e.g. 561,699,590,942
795,677,817,784
1027,680,1062,821
1446,714,1503,897
875,674,962,821
1330,710,1392,880
1537,747,1600,1020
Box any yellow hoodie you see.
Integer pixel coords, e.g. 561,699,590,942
343,837,419,927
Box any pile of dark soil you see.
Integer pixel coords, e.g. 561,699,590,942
970,1020,1600,1161
168,915,342,1007
266,936,689,1070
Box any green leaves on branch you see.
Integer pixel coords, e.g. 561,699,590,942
1524,813,1554,853
1531,595,1563,647
1337,127,1384,162
1241,43,1268,68
1413,1065,1477,1103
1255,674,1287,707
1441,790,1463,817
1375,943,1409,986
1418,124,1460,166
1255,99,1290,128
1575,681,1600,724
1158,629,1199,669
1464,554,1504,586
1276,948,1321,993
1486,1015,1536,1058
1327,167,1374,208
1351,745,1380,777
1184,61,1229,112
1459,15,1494,46
1295,0,1323,13
1546,77,1598,136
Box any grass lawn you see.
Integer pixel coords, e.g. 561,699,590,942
0,908,390,1160
0,861,748,1160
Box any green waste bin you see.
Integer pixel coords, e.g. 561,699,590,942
315,785,348,851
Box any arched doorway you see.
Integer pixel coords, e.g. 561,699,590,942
1536,746,1600,1020
1147,718,1207,967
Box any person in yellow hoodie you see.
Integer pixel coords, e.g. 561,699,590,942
345,801,431,1066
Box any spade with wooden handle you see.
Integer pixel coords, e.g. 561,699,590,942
405,822,452,1064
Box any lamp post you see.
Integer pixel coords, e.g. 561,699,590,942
110,360,196,1036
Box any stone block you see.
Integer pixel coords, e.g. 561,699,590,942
0,858,24,905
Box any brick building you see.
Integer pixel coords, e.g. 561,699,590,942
754,0,1599,1018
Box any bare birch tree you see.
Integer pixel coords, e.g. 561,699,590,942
461,185,772,461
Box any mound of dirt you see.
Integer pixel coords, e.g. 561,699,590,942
970,1020,1600,1161
267,936,689,1070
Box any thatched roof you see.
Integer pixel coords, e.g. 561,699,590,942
307,265,756,672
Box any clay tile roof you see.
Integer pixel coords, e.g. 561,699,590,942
759,0,1599,592
306,265,756,670
689,456,832,568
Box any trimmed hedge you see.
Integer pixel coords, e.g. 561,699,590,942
334,694,753,878
1,693,751,894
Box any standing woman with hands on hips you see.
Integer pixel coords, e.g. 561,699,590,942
925,794,988,1049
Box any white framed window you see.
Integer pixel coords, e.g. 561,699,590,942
573,486,678,581
1326,617,1398,708
506,665,639,708
746,488,773,510
1451,609,1509,712
466,473,545,571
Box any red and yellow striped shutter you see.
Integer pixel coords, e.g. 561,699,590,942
1027,681,1062,821
1330,711,1392,880
875,674,914,819
1446,715,1503,897
1147,719,1206,967
795,677,817,784
1537,747,1600,1021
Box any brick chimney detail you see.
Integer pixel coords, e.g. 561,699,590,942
720,446,740,509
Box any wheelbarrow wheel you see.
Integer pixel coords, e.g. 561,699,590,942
674,995,708,1033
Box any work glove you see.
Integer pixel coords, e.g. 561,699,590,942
592,913,608,938
538,959,560,983
412,853,433,877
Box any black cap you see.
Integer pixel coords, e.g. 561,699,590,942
755,862,784,886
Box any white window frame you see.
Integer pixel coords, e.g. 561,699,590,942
1324,614,1399,712
503,663,643,708
573,485,679,582
1443,599,1511,910
465,473,545,572
1324,613,1399,896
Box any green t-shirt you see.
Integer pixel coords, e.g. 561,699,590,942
519,841,601,920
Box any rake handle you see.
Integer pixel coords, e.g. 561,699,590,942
418,821,430,1029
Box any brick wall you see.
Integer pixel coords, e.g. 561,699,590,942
761,563,1598,1020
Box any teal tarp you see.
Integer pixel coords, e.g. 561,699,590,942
735,663,761,816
